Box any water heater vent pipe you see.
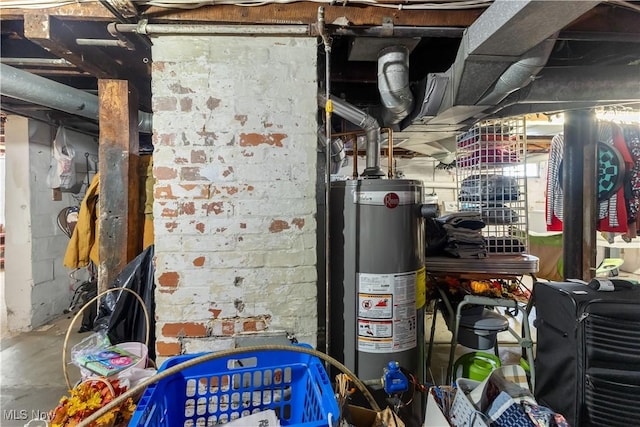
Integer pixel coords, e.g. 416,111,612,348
317,93,384,178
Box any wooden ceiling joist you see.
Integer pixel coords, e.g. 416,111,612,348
1,3,114,21
23,14,120,78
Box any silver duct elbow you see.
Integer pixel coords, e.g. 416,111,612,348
378,46,414,126
318,94,384,177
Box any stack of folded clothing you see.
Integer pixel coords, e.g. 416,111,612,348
437,212,488,258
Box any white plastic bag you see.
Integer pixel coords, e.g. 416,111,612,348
46,126,76,189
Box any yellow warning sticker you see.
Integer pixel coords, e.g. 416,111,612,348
416,266,426,309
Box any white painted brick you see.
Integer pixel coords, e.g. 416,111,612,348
233,162,291,182
263,298,318,321
152,35,318,347
198,267,259,286
269,281,317,300
183,337,235,354
153,146,177,164
180,234,238,252
234,234,303,251
155,253,208,272
264,249,313,268
153,200,178,219
262,181,315,199
303,233,316,249
154,303,185,321
155,286,211,308
271,314,317,336
193,163,236,183
154,234,183,253
195,217,242,234
208,301,240,319
157,219,209,237
236,144,301,163
153,36,211,62
182,303,217,320
210,251,266,269
235,199,314,217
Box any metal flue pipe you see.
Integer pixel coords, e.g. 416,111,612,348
317,93,384,177
0,64,152,134
378,46,414,126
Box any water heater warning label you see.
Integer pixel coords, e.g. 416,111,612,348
357,271,418,353
359,294,392,319
358,320,392,338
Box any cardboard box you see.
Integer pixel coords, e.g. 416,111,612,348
347,404,379,427
345,405,406,427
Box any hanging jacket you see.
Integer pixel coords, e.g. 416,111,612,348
64,173,100,268
597,123,631,233
545,134,564,231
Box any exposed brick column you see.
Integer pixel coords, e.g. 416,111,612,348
151,36,318,359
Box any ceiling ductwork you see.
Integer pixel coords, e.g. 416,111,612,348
378,45,414,127
475,37,556,107
441,0,602,110
489,65,640,118
0,63,153,134
399,0,628,158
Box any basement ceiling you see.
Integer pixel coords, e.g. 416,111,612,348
1,0,640,159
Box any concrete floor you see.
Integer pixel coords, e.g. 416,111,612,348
0,315,85,427
0,304,535,427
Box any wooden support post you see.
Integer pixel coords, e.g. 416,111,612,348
98,79,140,293
563,109,597,281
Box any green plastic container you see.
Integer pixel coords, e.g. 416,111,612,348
453,352,501,381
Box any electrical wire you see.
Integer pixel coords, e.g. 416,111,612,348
0,0,493,10
76,344,382,427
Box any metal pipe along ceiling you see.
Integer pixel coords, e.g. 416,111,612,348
0,64,152,134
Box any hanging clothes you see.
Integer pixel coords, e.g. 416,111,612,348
64,173,100,269
597,122,631,233
622,124,640,240
140,155,155,249
545,122,640,234
545,134,564,231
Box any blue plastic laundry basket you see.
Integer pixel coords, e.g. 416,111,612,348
129,344,339,426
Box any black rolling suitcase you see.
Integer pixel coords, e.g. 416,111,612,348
533,280,640,427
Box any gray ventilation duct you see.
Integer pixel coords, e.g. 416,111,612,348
476,38,557,106
318,93,384,177
416,0,601,127
0,64,152,134
378,46,414,127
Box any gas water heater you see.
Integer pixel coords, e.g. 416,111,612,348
329,179,426,383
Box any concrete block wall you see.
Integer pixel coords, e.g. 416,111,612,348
28,122,99,326
4,117,98,331
151,36,318,358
